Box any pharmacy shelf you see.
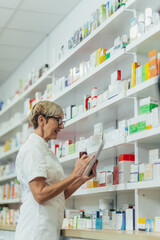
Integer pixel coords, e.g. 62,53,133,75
0,120,22,139
59,93,133,139
53,49,127,107
0,225,16,231
0,5,133,119
59,138,134,168
0,114,28,140
126,23,160,55
61,229,160,240
0,71,52,119
73,184,127,197
0,173,17,183
127,76,159,99
127,126,160,145
0,199,21,204
126,0,160,12
51,6,132,77
73,180,160,197
0,147,19,161
128,180,160,190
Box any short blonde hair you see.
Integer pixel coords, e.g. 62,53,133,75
29,101,63,129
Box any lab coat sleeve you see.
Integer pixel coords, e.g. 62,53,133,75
22,147,47,183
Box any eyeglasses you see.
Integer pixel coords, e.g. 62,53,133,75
47,116,66,126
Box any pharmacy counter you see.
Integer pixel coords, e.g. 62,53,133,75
61,229,160,240
1,226,160,240
0,225,16,231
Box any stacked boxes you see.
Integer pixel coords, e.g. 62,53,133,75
118,154,135,184
131,49,160,88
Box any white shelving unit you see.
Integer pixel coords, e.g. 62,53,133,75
0,199,21,205
0,0,160,238
73,180,160,197
0,147,19,161
0,22,159,140
0,173,17,183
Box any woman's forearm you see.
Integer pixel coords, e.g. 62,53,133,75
64,178,85,199
29,173,77,204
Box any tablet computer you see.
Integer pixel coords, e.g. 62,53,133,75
85,140,104,176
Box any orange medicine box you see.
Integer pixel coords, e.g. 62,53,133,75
149,58,158,78
149,49,156,61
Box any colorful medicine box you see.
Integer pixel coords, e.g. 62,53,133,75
145,63,149,81
99,171,106,187
131,62,140,87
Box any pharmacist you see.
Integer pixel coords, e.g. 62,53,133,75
15,101,98,240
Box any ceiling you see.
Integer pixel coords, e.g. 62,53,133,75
0,0,80,85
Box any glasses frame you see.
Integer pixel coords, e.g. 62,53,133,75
47,116,66,126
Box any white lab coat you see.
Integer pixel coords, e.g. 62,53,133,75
15,133,65,240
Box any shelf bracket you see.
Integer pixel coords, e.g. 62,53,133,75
124,8,137,18
125,52,138,62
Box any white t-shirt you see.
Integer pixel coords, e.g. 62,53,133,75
15,133,65,240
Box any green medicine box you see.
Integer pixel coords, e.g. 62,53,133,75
139,173,144,182
106,52,110,60
141,65,145,82
68,144,76,155
100,4,106,22
137,121,146,132
139,104,158,115
129,124,137,134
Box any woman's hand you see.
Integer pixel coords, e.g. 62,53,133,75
83,160,98,182
72,154,98,182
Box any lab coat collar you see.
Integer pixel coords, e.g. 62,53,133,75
29,133,49,151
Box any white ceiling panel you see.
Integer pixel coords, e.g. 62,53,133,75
0,45,31,60
0,0,22,9
0,8,14,28
7,11,64,33
0,29,45,48
0,59,20,71
0,0,81,84
20,0,80,14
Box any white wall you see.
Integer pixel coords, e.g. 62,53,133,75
0,0,104,101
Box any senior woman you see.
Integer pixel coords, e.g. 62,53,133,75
15,100,98,240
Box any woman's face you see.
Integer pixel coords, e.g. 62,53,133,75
43,114,64,141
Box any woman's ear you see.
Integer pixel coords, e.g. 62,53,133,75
37,115,46,126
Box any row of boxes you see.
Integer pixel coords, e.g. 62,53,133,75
58,0,128,59
0,207,19,226
131,49,160,88
0,123,33,156
0,180,20,201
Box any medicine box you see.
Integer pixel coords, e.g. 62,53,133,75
152,107,160,128
131,62,140,88
139,97,158,115
99,171,106,187
149,149,160,163
137,115,146,132
99,4,106,24
128,118,137,135
154,217,160,232
138,218,146,231
126,208,135,231
153,160,160,180
144,164,152,181
145,63,149,81
119,155,135,183
113,165,119,185
139,163,145,181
